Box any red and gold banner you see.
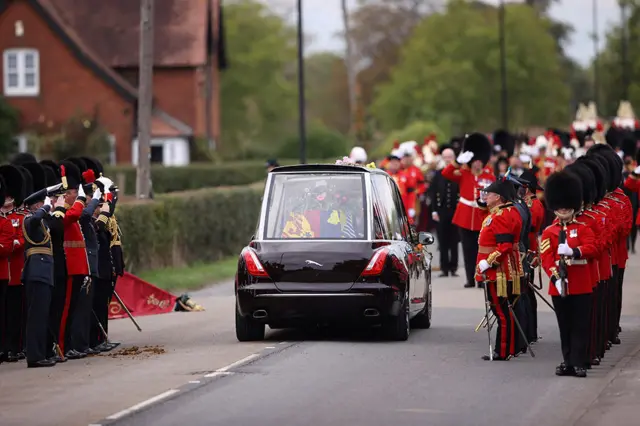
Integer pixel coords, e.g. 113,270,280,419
108,272,177,319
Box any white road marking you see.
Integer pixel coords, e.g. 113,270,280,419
216,353,260,372
279,341,287,344
203,371,234,378
188,380,201,384
105,389,180,420
265,346,276,349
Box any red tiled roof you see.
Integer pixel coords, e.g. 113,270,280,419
45,0,210,67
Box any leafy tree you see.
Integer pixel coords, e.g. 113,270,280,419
372,1,570,133
219,0,298,158
0,97,19,162
278,122,350,159
370,120,445,159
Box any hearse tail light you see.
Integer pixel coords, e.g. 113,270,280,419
361,247,390,276
242,248,269,277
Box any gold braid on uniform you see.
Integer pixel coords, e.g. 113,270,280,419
540,238,551,254
486,251,501,266
108,215,122,248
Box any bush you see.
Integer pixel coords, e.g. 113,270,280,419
117,182,264,273
0,97,19,162
106,158,334,194
370,120,446,159
278,122,351,159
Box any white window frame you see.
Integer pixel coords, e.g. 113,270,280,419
3,48,40,96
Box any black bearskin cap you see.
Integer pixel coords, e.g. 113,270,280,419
41,164,59,187
15,165,33,204
59,160,82,190
483,178,516,201
576,156,608,202
587,144,622,190
493,130,516,157
10,152,37,165
66,157,88,173
565,163,595,206
622,133,637,159
21,162,46,192
605,127,623,149
462,133,492,166
0,165,25,204
81,156,104,177
548,128,571,148
545,171,583,212
40,160,60,180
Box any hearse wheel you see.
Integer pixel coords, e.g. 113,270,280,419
235,305,265,342
383,289,410,341
411,282,432,329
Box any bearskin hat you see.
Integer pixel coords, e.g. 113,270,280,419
0,164,25,205
587,144,622,190
80,157,102,183
548,128,571,148
462,133,492,166
10,152,37,165
605,126,623,149
565,163,595,206
15,165,33,204
41,164,59,187
621,132,637,159
576,156,608,202
59,160,82,190
40,160,60,179
21,162,46,193
545,171,583,212
493,130,516,157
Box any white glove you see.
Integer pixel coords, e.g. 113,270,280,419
97,176,114,190
617,150,624,159
554,278,567,295
431,212,439,222
77,184,85,198
92,188,103,200
557,243,573,256
456,151,474,164
478,259,491,273
44,197,52,208
13,239,19,247
634,166,640,175
408,208,415,218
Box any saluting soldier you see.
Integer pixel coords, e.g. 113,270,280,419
428,146,460,277
541,171,598,377
442,133,495,289
475,177,522,361
0,174,15,364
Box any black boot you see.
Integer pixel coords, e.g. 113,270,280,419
574,367,587,378
555,362,575,376
28,359,56,368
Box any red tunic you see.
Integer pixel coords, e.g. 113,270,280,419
587,206,612,281
0,215,14,280
442,163,495,231
63,198,89,276
608,189,633,268
403,164,426,195
7,210,26,286
475,203,523,297
577,210,605,287
540,219,598,296
526,196,545,252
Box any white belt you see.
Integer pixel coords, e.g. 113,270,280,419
459,197,478,208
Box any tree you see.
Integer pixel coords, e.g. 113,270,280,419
218,0,298,159
305,52,351,134
371,1,570,134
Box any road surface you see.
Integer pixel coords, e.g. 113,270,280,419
1,245,640,426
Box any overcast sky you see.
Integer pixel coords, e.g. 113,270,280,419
268,0,622,66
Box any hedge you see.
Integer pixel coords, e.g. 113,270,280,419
105,158,332,194
116,182,264,273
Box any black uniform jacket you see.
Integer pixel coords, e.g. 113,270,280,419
428,169,460,221
21,205,54,286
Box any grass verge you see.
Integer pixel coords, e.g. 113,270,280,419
137,257,238,292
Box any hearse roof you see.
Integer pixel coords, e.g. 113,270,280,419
269,164,387,175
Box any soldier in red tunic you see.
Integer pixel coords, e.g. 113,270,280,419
540,171,598,377
475,178,522,360
58,161,90,359
442,133,495,288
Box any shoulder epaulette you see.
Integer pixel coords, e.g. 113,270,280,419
582,212,595,219
606,196,623,205
573,220,586,226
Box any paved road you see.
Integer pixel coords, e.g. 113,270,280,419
2,243,640,426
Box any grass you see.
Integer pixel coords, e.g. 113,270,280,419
137,257,238,292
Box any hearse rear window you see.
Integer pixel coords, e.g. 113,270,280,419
264,173,367,239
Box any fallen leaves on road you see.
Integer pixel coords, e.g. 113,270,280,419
102,345,166,359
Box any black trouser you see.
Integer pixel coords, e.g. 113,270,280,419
553,293,591,369
486,281,513,359
5,285,24,354
0,279,7,354
25,281,52,363
460,229,480,286
436,218,459,274
616,268,624,337
515,286,533,347
91,277,112,347
608,267,619,342
597,282,607,358
47,273,67,357
527,275,538,341
588,290,598,361
70,276,94,352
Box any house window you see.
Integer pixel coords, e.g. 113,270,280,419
3,48,39,96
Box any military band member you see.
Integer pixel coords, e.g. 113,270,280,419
0,174,15,364
428,146,460,277
442,133,495,288
475,178,522,360
541,171,598,377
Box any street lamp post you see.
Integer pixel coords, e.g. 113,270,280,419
593,0,599,106
297,0,307,164
499,0,508,131
621,0,629,101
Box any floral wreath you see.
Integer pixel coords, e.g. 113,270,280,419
335,156,377,169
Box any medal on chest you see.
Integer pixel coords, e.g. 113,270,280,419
569,229,577,238
11,219,19,227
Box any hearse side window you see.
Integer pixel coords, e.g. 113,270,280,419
390,180,411,241
371,174,403,240
263,173,367,239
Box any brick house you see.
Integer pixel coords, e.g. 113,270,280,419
0,0,227,165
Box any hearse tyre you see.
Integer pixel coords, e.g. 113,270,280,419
235,305,265,342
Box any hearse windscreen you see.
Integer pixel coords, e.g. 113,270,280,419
263,173,367,239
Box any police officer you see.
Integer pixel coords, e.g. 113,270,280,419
540,171,598,377
475,178,522,360
428,146,460,277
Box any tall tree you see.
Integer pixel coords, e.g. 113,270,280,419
372,1,570,133
219,0,298,159
305,52,351,134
